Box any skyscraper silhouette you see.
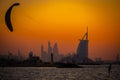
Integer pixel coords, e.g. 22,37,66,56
53,43,59,55
41,44,44,54
41,44,48,62
40,42,62,62
76,27,89,63
48,41,52,62
53,43,59,62
48,41,52,54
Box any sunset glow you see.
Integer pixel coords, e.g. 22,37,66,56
0,0,120,60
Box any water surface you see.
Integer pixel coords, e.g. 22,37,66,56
0,65,119,80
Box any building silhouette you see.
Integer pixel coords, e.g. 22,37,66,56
29,51,33,59
76,27,88,63
17,49,22,61
28,51,42,65
48,41,52,62
53,43,59,62
53,43,59,55
48,41,52,54
41,44,48,62
51,53,54,64
41,41,63,63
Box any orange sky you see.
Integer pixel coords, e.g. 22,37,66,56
0,0,120,60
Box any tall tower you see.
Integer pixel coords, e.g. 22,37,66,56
76,27,89,63
48,41,52,54
53,43,59,62
48,41,52,62
41,44,48,62
53,43,59,55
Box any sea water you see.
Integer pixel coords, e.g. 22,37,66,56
0,65,119,80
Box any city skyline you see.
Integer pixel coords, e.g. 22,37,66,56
0,0,120,60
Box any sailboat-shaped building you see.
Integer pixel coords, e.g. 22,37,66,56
75,27,89,63
61,27,92,64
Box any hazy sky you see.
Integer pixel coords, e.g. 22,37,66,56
0,0,120,60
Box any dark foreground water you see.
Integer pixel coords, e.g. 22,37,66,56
0,65,120,80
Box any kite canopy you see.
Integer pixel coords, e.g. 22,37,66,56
5,3,20,32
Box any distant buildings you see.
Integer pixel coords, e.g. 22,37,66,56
17,49,23,61
29,51,33,58
40,41,62,62
27,51,42,65
0,26,119,66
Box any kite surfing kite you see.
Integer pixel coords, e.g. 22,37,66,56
5,3,20,32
